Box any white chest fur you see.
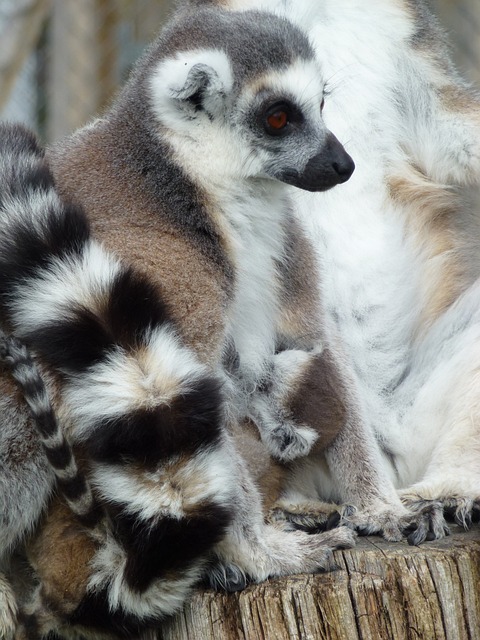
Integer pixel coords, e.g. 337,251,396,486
221,184,288,383
293,3,420,398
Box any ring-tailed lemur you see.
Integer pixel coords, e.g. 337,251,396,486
45,2,436,546
0,120,355,639
0,4,366,636
196,0,480,542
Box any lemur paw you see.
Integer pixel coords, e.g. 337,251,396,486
287,526,357,575
311,526,357,572
263,422,318,462
399,493,480,545
340,503,409,542
0,574,17,640
206,562,249,592
268,500,346,533
443,497,480,528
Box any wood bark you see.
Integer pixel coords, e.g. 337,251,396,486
161,526,480,640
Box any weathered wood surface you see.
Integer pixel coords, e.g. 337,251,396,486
161,526,480,640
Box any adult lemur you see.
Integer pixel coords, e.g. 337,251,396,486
0,3,431,637
194,0,480,540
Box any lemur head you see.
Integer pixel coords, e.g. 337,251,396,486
122,7,354,192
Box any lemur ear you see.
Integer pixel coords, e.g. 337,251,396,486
150,49,233,125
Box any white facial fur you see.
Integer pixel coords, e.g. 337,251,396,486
149,48,234,134
149,48,332,188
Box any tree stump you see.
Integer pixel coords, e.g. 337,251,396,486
161,526,480,640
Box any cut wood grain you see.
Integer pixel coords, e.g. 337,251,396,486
161,526,480,640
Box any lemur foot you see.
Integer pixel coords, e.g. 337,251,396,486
399,493,480,545
443,497,480,528
267,500,346,533
262,422,318,462
210,525,356,589
306,526,357,573
0,574,17,640
206,563,249,592
338,502,410,542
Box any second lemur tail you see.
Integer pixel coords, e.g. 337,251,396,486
0,124,234,621
0,331,99,527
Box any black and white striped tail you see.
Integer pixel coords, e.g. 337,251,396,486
0,123,234,608
0,330,99,527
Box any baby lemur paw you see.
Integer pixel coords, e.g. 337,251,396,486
263,422,318,462
311,526,357,571
286,525,357,575
0,575,17,640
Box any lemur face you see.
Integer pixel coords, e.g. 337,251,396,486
236,61,355,192
148,11,354,192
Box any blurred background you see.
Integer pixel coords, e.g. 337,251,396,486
0,0,479,143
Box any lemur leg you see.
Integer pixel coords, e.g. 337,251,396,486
248,349,323,462
208,446,356,592
395,286,480,543
399,406,480,545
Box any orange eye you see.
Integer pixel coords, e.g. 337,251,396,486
267,110,288,130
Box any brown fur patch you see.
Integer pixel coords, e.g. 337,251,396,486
439,84,480,116
277,216,323,348
231,418,285,513
26,500,97,617
388,165,466,334
288,349,347,452
47,129,229,367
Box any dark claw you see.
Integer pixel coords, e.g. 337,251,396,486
444,507,456,522
471,504,480,524
206,563,249,593
402,523,418,535
326,511,341,530
407,530,422,546
455,511,472,530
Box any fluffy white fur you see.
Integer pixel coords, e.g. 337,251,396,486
64,326,209,441
150,48,234,133
10,241,122,335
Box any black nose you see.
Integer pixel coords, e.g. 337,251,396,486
298,133,355,191
275,132,355,192
327,133,355,183
327,133,355,184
